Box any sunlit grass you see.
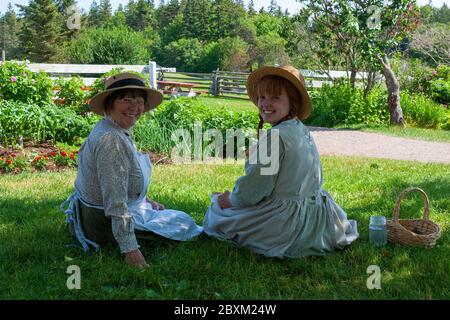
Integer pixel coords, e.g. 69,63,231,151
336,124,450,143
0,157,449,299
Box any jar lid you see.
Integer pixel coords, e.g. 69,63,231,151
369,215,386,225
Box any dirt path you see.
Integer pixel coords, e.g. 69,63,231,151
308,127,450,164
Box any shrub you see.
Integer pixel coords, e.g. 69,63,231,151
65,26,149,65
133,98,259,156
418,64,450,105
54,76,89,115
345,87,389,125
400,92,448,129
156,38,204,72
0,60,53,105
216,37,250,72
391,57,430,94
0,100,93,146
306,80,447,129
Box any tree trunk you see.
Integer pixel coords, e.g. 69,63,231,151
364,70,376,97
349,67,357,88
377,54,405,126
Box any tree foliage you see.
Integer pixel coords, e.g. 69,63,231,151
17,0,61,62
65,26,149,64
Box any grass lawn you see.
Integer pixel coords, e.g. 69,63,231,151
0,156,448,299
160,94,256,113
157,96,450,142
333,124,450,143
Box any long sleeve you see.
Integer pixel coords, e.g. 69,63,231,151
230,129,285,207
95,131,139,253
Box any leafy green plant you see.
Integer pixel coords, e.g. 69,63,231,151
306,81,386,127
31,154,49,171
419,64,450,105
0,100,93,146
54,150,78,168
0,60,53,105
132,98,259,156
346,86,389,125
65,26,149,65
54,76,89,115
400,92,448,129
0,154,28,174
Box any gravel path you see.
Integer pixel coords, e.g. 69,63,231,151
308,127,450,164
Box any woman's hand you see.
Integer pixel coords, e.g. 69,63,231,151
218,190,232,209
146,198,165,210
123,249,148,269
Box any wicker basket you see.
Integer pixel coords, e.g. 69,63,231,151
387,187,441,248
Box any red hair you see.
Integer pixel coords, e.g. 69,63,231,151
256,75,303,131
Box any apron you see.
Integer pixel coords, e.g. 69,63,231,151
61,147,203,252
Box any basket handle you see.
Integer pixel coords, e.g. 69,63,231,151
393,187,430,223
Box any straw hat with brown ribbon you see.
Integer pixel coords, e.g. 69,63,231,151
246,65,312,120
89,72,163,115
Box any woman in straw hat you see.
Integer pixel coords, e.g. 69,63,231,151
203,65,359,258
61,72,203,269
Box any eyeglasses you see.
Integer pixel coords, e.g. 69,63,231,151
119,97,145,107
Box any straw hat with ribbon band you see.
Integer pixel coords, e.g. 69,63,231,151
246,65,312,120
89,72,163,115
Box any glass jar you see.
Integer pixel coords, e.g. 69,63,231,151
369,216,387,247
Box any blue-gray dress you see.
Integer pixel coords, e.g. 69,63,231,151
203,118,359,258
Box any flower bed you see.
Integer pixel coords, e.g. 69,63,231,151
0,143,172,175
0,144,78,174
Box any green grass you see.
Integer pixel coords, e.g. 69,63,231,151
157,96,450,142
195,96,256,112
1,157,449,299
336,124,450,143
159,93,256,112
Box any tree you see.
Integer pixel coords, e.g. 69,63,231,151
0,3,21,59
18,0,61,62
251,12,282,37
250,34,290,68
108,4,127,27
210,0,246,40
88,0,102,27
54,0,80,42
433,3,450,24
296,0,420,125
410,23,450,66
248,0,256,16
98,0,113,24
157,37,204,71
216,37,249,71
156,0,181,30
182,0,213,41
268,0,282,17
65,26,150,64
159,12,184,45
125,0,156,32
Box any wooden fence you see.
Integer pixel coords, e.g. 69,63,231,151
26,62,175,87
159,69,382,99
12,61,381,99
